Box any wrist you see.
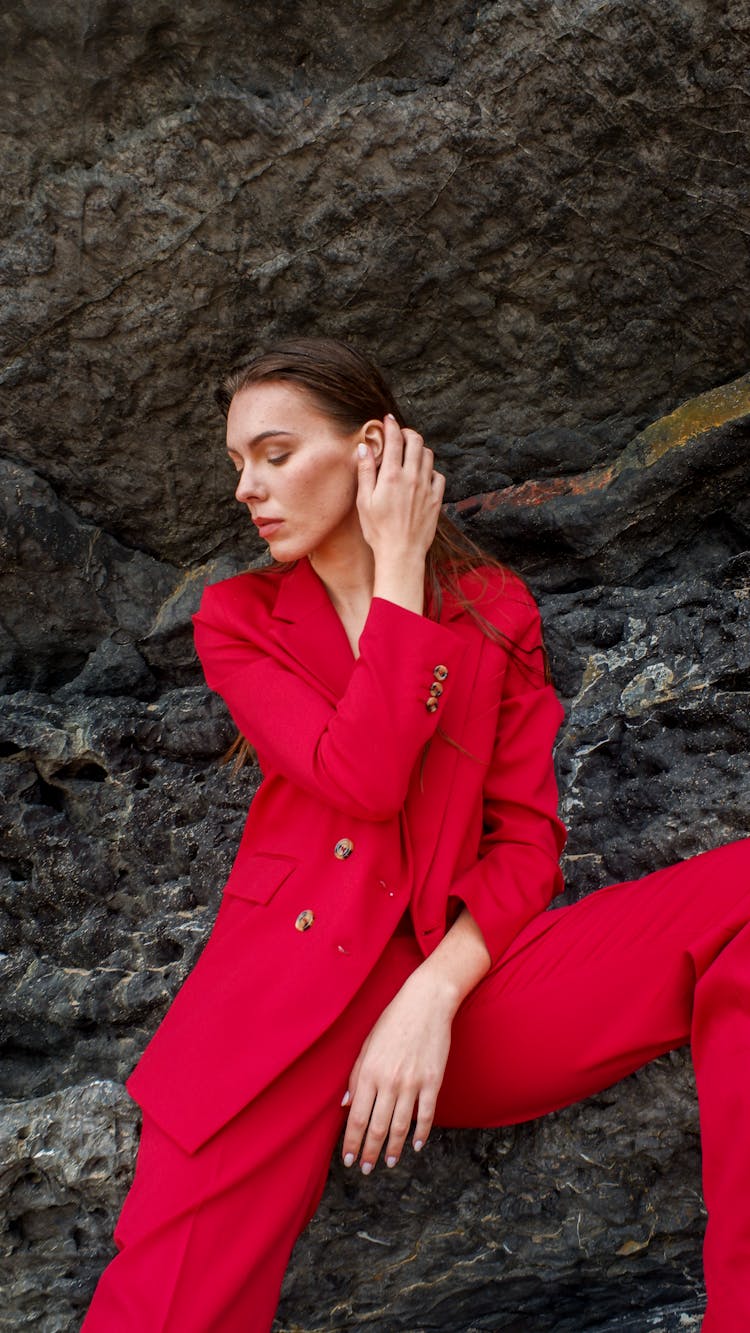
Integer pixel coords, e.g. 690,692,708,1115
407,961,464,1020
373,558,426,616
414,909,492,1017
373,553,427,582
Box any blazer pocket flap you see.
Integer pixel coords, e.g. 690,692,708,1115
223,853,299,905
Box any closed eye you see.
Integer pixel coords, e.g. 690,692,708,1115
268,453,290,466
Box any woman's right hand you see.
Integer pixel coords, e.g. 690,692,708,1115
356,414,445,570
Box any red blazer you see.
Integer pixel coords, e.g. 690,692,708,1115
126,557,567,1153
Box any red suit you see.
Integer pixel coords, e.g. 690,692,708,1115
82,557,750,1332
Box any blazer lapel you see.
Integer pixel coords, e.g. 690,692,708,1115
269,557,356,702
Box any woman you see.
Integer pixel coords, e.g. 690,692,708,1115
83,338,750,1332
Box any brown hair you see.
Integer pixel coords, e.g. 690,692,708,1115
216,337,550,771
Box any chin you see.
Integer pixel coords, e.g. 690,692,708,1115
265,536,309,564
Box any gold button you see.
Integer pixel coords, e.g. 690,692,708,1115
433,664,449,682
429,681,443,698
334,838,354,860
295,909,315,932
425,697,439,713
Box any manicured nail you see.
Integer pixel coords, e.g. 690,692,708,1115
386,413,396,420
386,1155,398,1168
413,1139,424,1152
341,1090,350,1107
357,442,368,458
343,1153,355,1167
361,1161,373,1176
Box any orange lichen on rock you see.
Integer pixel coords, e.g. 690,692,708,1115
620,372,750,472
449,371,750,517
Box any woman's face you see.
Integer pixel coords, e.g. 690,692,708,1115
226,381,366,562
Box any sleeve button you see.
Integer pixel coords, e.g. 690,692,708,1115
433,664,449,681
425,697,439,713
429,681,444,698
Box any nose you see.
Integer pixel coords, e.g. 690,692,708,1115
234,459,267,506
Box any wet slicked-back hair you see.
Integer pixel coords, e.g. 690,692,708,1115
216,337,402,432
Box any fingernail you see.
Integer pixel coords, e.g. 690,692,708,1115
386,413,396,421
357,442,368,458
386,1155,398,1168
414,1139,424,1152
341,1090,350,1107
344,1153,355,1167
361,1161,373,1175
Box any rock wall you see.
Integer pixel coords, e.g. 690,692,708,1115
1,1,749,1329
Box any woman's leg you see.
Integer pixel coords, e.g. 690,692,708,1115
436,837,750,1332
81,932,423,1333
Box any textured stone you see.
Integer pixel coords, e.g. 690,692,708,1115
449,375,750,593
2,0,749,564
0,688,252,1100
0,1081,136,1333
2,0,750,1327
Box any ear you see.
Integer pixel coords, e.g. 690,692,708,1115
360,419,385,466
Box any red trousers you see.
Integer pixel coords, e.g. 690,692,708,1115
82,839,750,1331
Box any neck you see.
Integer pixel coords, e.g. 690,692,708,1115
308,522,375,622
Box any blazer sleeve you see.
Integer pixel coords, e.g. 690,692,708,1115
449,597,568,965
192,585,466,822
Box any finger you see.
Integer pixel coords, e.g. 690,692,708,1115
383,1092,417,1168
400,428,426,472
380,413,405,473
349,1048,363,1090
356,441,376,504
358,1088,400,1174
341,1079,376,1168
341,1048,364,1109
412,1086,438,1154
418,444,435,482
431,468,446,504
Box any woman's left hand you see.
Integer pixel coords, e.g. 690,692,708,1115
340,967,456,1173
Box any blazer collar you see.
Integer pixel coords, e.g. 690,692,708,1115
269,558,356,700
272,556,334,623
267,557,474,699
273,555,477,621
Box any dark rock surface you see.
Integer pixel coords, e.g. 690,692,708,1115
2,0,750,1328
3,0,749,565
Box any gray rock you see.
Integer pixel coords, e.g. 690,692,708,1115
0,456,247,692
2,0,749,564
449,374,750,592
0,1081,136,1333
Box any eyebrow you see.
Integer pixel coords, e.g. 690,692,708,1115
227,429,294,453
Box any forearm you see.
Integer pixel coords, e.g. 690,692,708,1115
412,907,492,1019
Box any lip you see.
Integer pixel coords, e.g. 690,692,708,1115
253,518,284,538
